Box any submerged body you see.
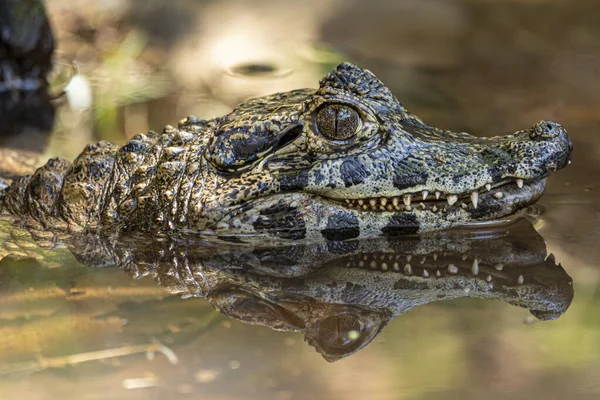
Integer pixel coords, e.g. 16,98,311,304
0,63,572,240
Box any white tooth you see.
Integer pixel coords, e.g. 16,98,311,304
358,199,364,205
406,255,412,262
405,205,412,211
345,199,351,204
432,206,438,212
421,257,427,264
470,192,478,209
462,254,468,261
422,269,430,278
381,263,388,271
370,261,377,268
568,160,572,165
461,202,468,209
494,263,504,271
485,184,491,191
387,205,394,212
362,205,369,211
404,264,413,275
380,198,388,206
493,192,504,199
433,253,438,261
517,275,524,285
392,197,399,207
516,179,524,188
369,199,377,207
393,262,400,271
486,275,492,282
419,202,426,210
403,195,412,206
448,264,458,274
447,194,458,206
471,258,479,275
436,270,441,277
422,190,429,200
435,191,441,200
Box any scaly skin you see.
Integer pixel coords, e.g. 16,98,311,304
0,63,573,240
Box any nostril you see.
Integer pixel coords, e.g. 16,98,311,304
530,120,563,140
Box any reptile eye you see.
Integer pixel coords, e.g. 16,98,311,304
317,105,360,141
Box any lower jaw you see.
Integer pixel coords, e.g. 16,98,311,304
322,178,548,236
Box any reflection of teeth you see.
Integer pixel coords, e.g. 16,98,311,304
516,179,524,188
447,195,458,206
471,258,479,275
471,192,478,209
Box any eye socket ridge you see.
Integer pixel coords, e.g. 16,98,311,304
316,103,362,142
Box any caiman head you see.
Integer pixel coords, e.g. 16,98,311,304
200,62,572,239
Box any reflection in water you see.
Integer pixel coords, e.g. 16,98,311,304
17,217,568,363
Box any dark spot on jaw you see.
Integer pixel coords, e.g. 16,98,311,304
278,170,309,191
321,212,360,241
253,199,306,240
392,171,428,191
381,213,419,236
340,159,371,188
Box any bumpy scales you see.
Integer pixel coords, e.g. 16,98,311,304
0,63,572,240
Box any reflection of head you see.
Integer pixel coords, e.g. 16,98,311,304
68,218,574,362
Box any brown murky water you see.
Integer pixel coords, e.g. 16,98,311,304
1,1,599,399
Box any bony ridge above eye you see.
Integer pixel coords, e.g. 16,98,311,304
316,104,361,141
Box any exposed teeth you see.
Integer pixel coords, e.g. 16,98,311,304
435,191,441,200
432,205,438,212
516,179,524,188
422,190,429,200
358,199,364,206
448,264,458,274
422,269,430,278
493,192,504,199
436,270,441,277
517,275,525,285
392,197,399,207
380,198,388,206
470,192,478,209
485,184,491,191
403,194,412,206
447,194,458,206
369,199,377,207
404,264,413,275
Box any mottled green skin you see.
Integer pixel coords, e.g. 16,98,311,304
0,63,572,240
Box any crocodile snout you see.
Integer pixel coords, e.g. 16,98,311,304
528,120,572,171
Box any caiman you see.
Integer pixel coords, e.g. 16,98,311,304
0,63,573,240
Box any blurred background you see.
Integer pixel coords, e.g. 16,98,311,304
1,0,599,399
